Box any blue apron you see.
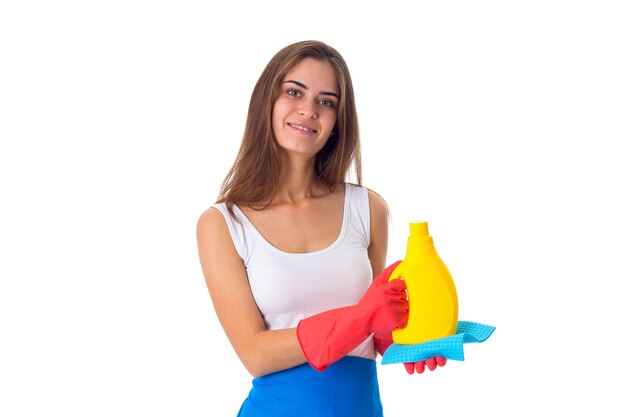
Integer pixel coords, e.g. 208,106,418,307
237,356,384,417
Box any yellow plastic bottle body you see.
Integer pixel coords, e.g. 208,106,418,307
389,222,458,345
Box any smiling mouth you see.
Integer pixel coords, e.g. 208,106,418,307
288,123,317,133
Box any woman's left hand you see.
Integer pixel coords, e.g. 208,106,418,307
374,332,447,375
403,357,447,374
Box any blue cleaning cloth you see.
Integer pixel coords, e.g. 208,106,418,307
381,321,495,365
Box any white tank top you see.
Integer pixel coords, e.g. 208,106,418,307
212,183,376,360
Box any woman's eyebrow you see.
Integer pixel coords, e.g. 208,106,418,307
282,80,340,99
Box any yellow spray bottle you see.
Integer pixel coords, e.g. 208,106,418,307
389,221,458,345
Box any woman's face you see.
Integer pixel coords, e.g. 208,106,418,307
272,58,339,159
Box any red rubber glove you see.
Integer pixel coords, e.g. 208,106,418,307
297,261,408,371
374,331,447,374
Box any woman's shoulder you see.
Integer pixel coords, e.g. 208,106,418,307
196,205,230,243
366,187,389,221
345,183,388,216
197,203,224,224
344,182,389,225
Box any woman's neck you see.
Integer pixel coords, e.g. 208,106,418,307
274,155,327,205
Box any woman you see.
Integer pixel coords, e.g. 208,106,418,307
196,40,445,417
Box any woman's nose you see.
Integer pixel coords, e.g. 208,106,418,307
298,101,317,119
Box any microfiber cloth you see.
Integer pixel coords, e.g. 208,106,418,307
381,321,495,365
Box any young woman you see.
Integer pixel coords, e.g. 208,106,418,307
196,40,445,417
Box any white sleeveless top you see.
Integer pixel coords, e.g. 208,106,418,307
212,183,376,360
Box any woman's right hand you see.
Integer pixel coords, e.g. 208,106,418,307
356,260,408,334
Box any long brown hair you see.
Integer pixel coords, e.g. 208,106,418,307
216,40,362,214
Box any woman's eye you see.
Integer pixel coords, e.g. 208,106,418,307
287,89,300,97
320,99,335,108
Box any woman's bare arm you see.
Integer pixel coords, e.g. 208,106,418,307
196,208,306,378
367,189,390,276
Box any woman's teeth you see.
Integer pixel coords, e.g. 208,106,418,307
290,124,315,133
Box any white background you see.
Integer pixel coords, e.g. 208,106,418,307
1,1,625,416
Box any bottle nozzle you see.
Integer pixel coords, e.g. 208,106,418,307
410,221,429,238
